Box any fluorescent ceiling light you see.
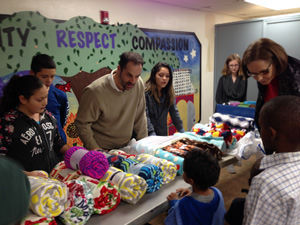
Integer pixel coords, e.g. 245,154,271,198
244,0,300,10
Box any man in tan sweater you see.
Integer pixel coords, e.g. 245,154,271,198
75,52,147,150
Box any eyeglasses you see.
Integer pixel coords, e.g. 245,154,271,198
247,63,272,78
229,64,239,68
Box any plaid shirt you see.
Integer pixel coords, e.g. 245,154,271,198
243,152,300,225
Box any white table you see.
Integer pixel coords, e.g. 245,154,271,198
87,154,237,225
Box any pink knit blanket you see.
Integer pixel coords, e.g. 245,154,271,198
64,146,109,179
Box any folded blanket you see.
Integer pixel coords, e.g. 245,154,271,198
50,161,82,182
64,146,109,179
173,131,225,151
108,149,136,159
154,149,184,175
135,153,177,184
21,211,57,225
132,135,184,155
59,180,94,225
100,166,147,204
209,112,254,130
28,175,68,217
119,158,163,193
162,138,223,160
99,151,125,168
77,176,121,215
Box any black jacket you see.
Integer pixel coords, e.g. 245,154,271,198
255,56,300,128
145,91,184,136
0,109,65,173
215,75,247,104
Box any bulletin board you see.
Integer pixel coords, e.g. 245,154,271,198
0,11,201,146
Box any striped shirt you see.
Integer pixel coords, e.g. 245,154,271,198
243,152,300,225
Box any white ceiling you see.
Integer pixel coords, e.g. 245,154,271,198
147,0,300,19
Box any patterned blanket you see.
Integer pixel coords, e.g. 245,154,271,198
59,180,94,225
209,112,254,130
28,175,68,218
100,166,147,204
154,149,185,175
21,211,57,225
64,146,109,179
77,176,121,215
119,158,163,193
50,161,82,182
135,153,177,184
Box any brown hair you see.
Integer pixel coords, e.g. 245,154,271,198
242,38,288,77
221,53,245,79
145,62,175,107
119,52,144,71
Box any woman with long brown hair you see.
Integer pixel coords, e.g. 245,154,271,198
145,62,184,136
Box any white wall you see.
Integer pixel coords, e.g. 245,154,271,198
0,0,241,123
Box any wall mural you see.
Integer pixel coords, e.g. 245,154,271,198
0,11,201,146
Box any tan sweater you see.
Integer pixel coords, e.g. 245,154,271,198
75,73,147,150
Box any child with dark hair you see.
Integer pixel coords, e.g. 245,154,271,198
165,149,225,225
0,75,70,177
243,95,300,225
30,53,69,143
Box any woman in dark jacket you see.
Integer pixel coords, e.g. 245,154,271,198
216,53,247,104
145,62,184,136
242,38,300,128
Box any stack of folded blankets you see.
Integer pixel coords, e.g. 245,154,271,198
109,149,177,185
104,149,163,193
118,158,163,193
192,123,246,149
22,146,121,225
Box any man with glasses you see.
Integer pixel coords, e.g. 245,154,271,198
242,38,300,129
